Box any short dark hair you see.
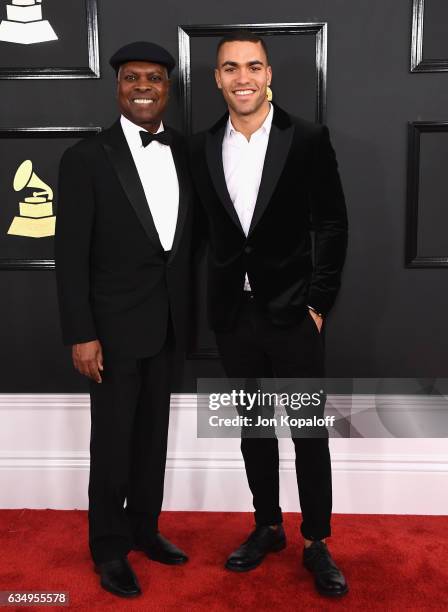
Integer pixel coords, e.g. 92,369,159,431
216,31,269,64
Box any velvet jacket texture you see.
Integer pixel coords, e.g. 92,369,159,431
190,103,348,331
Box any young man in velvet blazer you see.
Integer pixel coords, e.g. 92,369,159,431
190,32,349,597
55,42,193,598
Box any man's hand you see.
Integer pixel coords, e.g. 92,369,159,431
308,309,323,333
72,340,104,383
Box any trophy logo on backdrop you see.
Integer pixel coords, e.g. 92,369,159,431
7,159,56,238
0,0,58,44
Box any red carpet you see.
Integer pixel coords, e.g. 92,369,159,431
0,511,447,611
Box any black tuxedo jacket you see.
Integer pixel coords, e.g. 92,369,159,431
190,104,348,331
55,120,194,357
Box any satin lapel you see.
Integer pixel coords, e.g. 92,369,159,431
168,131,190,262
205,126,244,234
101,121,162,251
248,120,294,236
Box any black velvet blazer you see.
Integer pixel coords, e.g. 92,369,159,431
190,104,348,331
55,120,194,357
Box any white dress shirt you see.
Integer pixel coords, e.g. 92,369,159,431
120,115,179,251
222,103,273,290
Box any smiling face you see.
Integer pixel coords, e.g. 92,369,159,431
117,61,170,131
215,40,272,117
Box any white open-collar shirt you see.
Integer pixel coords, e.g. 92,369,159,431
120,114,179,251
222,103,273,290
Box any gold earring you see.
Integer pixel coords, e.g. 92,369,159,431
266,86,273,101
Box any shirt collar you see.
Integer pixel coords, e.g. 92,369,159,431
120,114,165,147
226,102,273,139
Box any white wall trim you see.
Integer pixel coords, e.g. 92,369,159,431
1,394,447,513
1,450,448,473
0,393,198,409
1,392,446,408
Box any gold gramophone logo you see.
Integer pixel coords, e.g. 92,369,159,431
7,159,56,238
0,0,58,45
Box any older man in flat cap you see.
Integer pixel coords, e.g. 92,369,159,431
55,41,194,598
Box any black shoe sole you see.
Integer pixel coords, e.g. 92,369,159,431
225,539,287,572
316,584,349,598
143,553,189,565
99,582,142,598
94,566,142,598
133,545,189,565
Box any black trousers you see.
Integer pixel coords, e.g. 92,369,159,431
215,293,332,541
88,328,174,564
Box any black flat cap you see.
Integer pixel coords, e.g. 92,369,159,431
109,41,175,75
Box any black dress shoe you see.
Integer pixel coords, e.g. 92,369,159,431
134,533,188,565
225,524,286,572
94,558,141,598
303,541,348,597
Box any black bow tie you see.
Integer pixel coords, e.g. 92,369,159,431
140,129,173,147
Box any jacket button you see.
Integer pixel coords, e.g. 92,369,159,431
244,246,253,254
